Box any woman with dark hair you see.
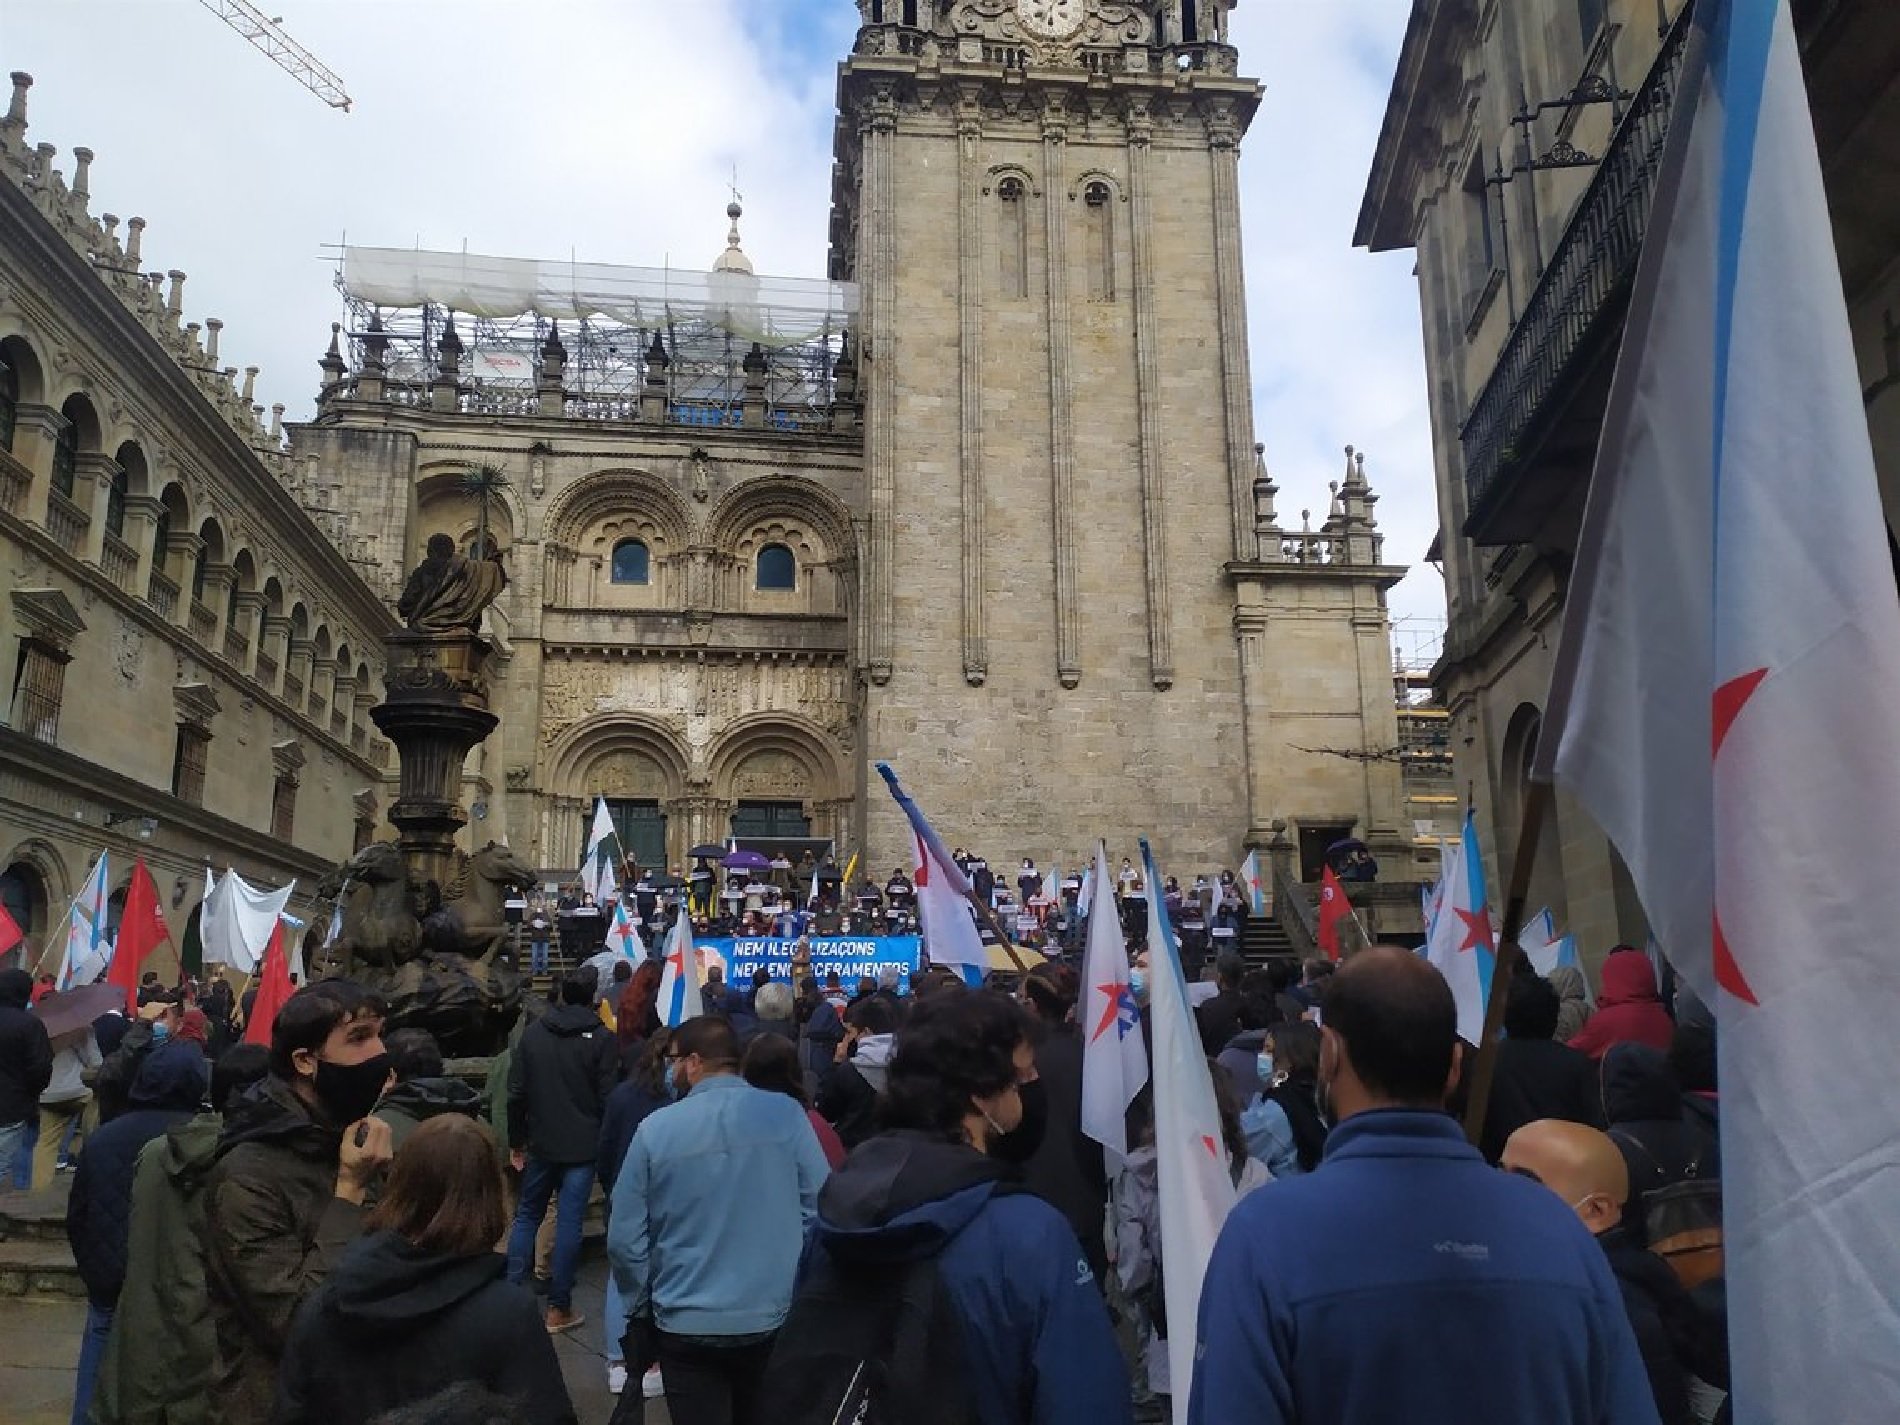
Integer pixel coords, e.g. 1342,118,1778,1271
1239,1019,1327,1177
275,1115,576,1424
743,1033,846,1168
596,1028,671,1399
771,990,1130,1424
616,959,663,1069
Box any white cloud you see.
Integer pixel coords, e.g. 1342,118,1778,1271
9,0,1441,633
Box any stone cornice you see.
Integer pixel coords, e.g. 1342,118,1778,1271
1355,0,1482,253
1225,560,1409,594
0,180,397,639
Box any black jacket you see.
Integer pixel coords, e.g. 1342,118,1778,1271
596,1078,670,1195
0,968,51,1125
1602,1044,1716,1211
507,1004,619,1164
374,1074,483,1153
94,1019,157,1124
1481,1035,1600,1163
1019,1021,1108,1283
275,1230,577,1425
815,1058,882,1151
67,1041,208,1306
1600,1225,1726,1425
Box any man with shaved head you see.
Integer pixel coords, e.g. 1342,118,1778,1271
1189,948,1660,1425
1504,1121,1726,1425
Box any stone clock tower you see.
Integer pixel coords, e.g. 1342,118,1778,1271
833,0,1409,877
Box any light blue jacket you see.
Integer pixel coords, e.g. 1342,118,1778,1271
608,1073,829,1336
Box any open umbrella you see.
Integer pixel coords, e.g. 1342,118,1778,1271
721,849,772,871
688,844,728,861
1326,838,1369,856
33,983,126,1040
649,874,687,891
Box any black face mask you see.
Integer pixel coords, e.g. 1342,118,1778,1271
988,1077,1048,1165
312,1052,391,1127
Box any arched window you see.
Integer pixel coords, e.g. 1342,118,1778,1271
998,176,1029,300
755,543,797,591
1083,181,1116,301
50,410,78,500
611,538,651,585
105,465,128,541
0,359,17,453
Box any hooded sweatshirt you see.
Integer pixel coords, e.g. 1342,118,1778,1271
0,966,51,1125
373,1074,483,1153
1548,965,1593,1043
276,1230,577,1425
1567,951,1674,1061
68,1041,209,1305
806,1132,1131,1425
1600,1043,1717,1213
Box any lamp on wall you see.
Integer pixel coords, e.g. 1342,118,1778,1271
102,812,159,840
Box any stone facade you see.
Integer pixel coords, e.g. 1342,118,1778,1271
1357,0,1900,964
0,73,394,971
294,0,1412,892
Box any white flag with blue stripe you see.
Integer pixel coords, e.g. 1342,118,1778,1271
57,853,111,991
1538,3,1900,1416
656,906,700,1028
1422,812,1492,1046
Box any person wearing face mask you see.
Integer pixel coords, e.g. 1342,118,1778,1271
1238,1020,1326,1178
768,990,1130,1425
609,1014,830,1425
1501,1120,1728,1425
198,979,395,1424
1188,949,1659,1425
1017,964,1108,1288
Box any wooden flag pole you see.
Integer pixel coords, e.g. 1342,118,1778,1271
1460,780,1554,1147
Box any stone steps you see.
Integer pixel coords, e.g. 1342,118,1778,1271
0,1186,82,1301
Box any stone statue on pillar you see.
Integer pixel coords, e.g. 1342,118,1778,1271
397,532,509,633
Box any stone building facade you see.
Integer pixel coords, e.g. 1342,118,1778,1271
1357,0,1900,962
299,0,1414,892
0,73,394,972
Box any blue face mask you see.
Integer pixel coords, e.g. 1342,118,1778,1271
1127,969,1146,1004
150,1020,171,1045
1257,1052,1275,1086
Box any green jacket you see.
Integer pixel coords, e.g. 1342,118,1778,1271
199,1078,364,1425
92,1113,220,1425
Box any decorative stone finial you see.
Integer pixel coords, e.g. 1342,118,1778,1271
70,146,92,199
166,270,186,316
242,366,259,403
124,216,145,266
4,72,31,132
205,317,223,364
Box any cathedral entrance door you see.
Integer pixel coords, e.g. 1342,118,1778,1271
730,800,810,842
580,798,669,877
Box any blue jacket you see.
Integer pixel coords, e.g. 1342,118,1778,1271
1189,1110,1661,1425
608,1073,829,1336
807,1132,1131,1425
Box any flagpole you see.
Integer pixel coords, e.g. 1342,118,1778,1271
34,850,103,980
1458,781,1551,1146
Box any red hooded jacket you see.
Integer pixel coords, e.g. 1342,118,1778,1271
1566,949,1674,1061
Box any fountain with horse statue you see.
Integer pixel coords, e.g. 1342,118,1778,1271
309,536,538,1055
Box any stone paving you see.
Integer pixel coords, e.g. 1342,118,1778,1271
0,1246,664,1425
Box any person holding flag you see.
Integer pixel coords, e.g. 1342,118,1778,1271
1188,948,1657,1424
581,798,623,907
875,763,991,979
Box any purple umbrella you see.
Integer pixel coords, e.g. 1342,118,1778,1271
721,849,772,871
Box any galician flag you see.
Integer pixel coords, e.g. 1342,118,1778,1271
1139,839,1235,1425
1239,850,1267,916
875,763,985,974
1079,843,1146,1161
606,898,642,962
1537,4,1900,1417
1519,907,1586,997
1422,812,1492,1045
656,906,700,1028
57,853,111,991
581,798,622,904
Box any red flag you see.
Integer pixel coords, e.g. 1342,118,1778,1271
242,921,293,1047
1316,866,1351,962
0,899,21,958
106,858,171,1013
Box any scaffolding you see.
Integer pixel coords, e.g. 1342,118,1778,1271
334,246,860,432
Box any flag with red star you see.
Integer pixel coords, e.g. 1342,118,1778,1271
655,906,699,1028
1422,811,1493,1044
1079,843,1146,1159
1536,5,1900,1414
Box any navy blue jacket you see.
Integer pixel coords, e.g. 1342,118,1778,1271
67,1041,208,1305
1189,1110,1661,1425
806,1132,1131,1425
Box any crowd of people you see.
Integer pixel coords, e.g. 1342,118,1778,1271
0,895,1732,1424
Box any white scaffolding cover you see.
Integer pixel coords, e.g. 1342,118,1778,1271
343,247,858,347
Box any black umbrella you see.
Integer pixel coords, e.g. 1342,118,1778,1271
1326,838,1369,855
649,874,686,891
688,844,728,861
815,865,845,883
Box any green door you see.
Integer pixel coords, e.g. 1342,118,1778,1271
730,800,810,842
580,799,669,877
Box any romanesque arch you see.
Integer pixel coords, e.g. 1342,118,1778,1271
704,475,857,616
412,463,521,565
708,712,850,845
542,467,695,609
544,713,694,871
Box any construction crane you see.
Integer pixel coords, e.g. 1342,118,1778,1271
196,0,352,112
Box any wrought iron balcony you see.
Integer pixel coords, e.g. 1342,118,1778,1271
1460,7,1692,541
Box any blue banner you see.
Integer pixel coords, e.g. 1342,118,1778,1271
707,935,923,995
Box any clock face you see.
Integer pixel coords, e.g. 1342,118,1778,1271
1017,0,1085,40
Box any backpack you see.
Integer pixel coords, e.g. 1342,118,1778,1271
761,1247,980,1425
1611,1127,1724,1289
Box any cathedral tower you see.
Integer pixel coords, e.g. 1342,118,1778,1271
835,0,1406,873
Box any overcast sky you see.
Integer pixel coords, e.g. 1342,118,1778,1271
10,0,1445,644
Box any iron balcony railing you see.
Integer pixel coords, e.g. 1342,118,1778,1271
1460,6,1693,523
